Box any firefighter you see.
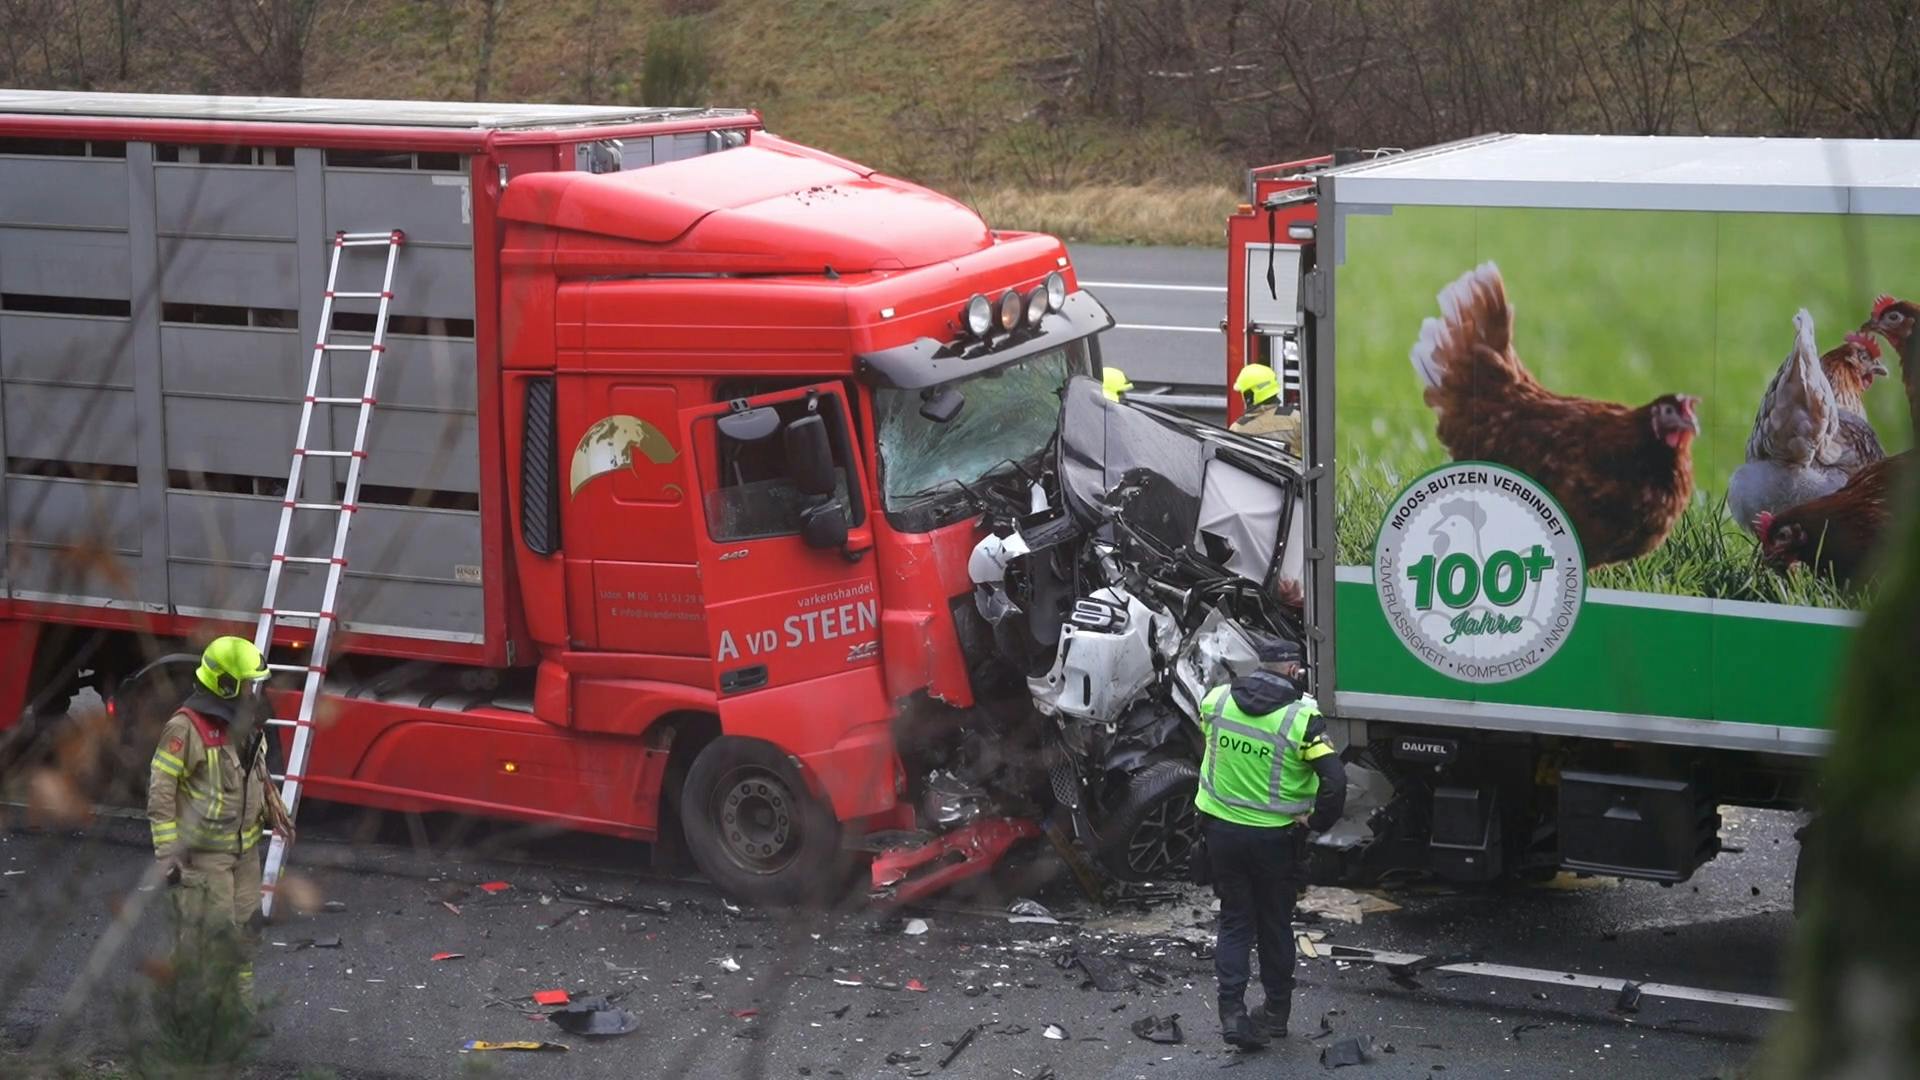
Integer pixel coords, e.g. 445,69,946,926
1102,366,1134,401
148,636,294,1017
1195,640,1344,1049
1228,363,1301,454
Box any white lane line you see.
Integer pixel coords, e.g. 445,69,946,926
1082,280,1227,293
1323,945,1792,1012
1116,323,1218,334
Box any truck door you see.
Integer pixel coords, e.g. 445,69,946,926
1243,240,1308,417
677,382,884,708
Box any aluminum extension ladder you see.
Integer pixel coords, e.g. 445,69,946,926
255,229,404,917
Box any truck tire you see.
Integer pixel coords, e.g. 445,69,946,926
680,736,853,907
1096,758,1203,883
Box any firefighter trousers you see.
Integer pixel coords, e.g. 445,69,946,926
171,847,263,999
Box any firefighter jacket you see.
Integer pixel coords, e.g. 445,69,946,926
1195,672,1345,829
1228,403,1301,454
148,689,271,859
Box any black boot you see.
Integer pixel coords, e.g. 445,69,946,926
1219,1003,1270,1050
1253,1000,1290,1038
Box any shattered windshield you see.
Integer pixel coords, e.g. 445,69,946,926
875,340,1092,509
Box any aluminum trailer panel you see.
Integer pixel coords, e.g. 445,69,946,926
0,94,754,657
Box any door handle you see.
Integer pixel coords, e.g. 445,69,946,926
720,665,768,695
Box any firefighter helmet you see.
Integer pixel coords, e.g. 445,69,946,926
197,636,271,699
1102,367,1134,401
1233,363,1281,409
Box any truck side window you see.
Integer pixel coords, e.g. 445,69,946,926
699,392,863,542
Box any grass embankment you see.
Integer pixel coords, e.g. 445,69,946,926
315,0,1239,248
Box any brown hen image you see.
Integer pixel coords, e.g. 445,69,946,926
1410,262,1700,567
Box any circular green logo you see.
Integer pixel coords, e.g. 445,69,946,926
1373,462,1585,684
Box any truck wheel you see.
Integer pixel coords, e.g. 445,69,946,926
1096,758,1202,883
680,737,852,907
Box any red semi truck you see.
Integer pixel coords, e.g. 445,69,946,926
0,91,1138,904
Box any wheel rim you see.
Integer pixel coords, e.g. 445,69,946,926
709,765,801,876
1124,795,1201,878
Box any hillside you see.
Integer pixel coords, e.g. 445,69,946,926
3,0,1909,246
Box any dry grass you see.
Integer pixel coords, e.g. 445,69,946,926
967,184,1241,247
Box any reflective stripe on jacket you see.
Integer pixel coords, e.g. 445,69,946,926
148,707,268,857
1194,685,1333,827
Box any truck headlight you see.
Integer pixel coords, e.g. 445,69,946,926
1044,271,1066,311
996,291,1022,332
1025,287,1049,328
965,294,992,337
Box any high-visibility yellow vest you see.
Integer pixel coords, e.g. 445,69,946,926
1194,686,1330,828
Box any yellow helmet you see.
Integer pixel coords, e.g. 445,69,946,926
1102,367,1134,401
197,635,270,699
1233,363,1281,408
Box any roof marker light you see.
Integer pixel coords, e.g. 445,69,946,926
996,291,1022,332
1044,271,1066,311
965,294,992,336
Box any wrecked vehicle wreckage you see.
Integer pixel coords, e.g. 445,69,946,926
872,375,1312,902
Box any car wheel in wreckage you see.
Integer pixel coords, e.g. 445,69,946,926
1094,758,1203,882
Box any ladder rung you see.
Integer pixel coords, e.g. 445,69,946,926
264,608,334,621
268,773,307,784
294,449,365,459
273,554,347,566
306,395,376,406
265,662,327,675
316,343,385,353
264,718,309,730
326,291,394,300
283,501,356,513
337,230,404,242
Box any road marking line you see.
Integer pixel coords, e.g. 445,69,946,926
1323,945,1791,1012
1116,323,1218,334
1082,281,1227,293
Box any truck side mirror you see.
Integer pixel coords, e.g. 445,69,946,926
800,501,849,551
784,414,837,497
718,405,780,444
920,386,965,424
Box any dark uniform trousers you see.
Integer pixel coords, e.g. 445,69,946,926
1205,816,1306,1009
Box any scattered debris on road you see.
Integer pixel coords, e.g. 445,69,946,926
905,918,929,936
713,956,742,973
461,1040,567,1053
1320,1036,1372,1068
1297,886,1402,925
1042,1023,1068,1040
549,997,640,1037
1615,981,1643,1014
431,952,463,961
939,1024,981,1068
532,989,570,1006
477,881,511,894
1129,1014,1184,1045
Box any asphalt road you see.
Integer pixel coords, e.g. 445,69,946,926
2,803,1798,1079
1070,245,1227,391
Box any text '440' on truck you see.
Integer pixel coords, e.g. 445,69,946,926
1221,135,1920,899
0,90,1311,907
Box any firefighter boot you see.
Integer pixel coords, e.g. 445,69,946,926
1219,1003,1269,1050
1254,1000,1290,1038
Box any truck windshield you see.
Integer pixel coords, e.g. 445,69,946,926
875,340,1092,510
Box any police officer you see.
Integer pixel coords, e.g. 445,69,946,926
1228,363,1301,455
1196,639,1344,1048
148,636,294,1015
